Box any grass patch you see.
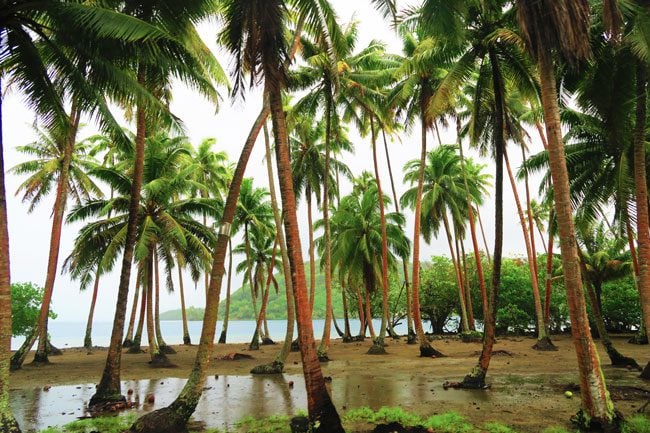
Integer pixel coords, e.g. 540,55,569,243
423,412,477,433
624,415,650,433
344,406,424,426
234,414,293,433
483,421,519,433
39,414,136,433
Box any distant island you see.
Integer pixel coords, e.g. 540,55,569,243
160,265,344,321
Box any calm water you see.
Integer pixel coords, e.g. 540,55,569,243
11,319,411,350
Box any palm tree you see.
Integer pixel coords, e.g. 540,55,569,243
515,0,618,427
10,124,103,362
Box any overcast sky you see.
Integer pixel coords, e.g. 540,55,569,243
3,1,546,323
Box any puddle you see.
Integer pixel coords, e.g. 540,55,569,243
11,374,493,432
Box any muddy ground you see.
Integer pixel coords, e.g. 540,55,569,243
9,334,650,432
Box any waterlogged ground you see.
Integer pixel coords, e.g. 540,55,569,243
9,335,650,432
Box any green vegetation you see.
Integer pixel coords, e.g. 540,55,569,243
160,306,206,321
10,282,56,337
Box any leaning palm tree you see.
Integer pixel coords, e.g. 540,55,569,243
515,0,618,427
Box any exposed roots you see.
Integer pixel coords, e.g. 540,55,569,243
127,345,144,354
122,339,133,348
607,349,641,371
318,350,330,362
532,336,558,351
342,335,354,343
46,341,63,356
628,332,648,345
419,344,445,358
183,335,191,345
160,345,177,355
250,361,284,375
249,340,260,351
261,337,275,345
31,352,49,365
130,406,189,433
367,339,387,355
149,353,175,368
570,408,623,433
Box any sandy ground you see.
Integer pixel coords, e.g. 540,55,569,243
9,334,650,432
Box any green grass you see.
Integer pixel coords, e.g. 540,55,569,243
39,414,136,433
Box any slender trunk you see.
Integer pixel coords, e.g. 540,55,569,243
245,224,261,350
123,268,142,347
365,290,376,339
382,130,414,338
537,48,616,425
84,270,101,350
544,213,555,329
0,73,20,430
10,330,36,371
177,262,191,345
319,84,334,358
0,324,17,431
355,283,366,340
128,275,147,354
33,104,80,364
633,64,650,352
626,218,640,277
442,213,469,333
457,125,489,325
251,236,278,350
460,239,475,331
218,240,234,344
368,116,390,355
476,207,492,265
504,148,552,348
153,252,172,353
147,253,167,365
203,210,209,299
268,81,343,432
307,191,316,314
91,66,147,406
341,277,352,341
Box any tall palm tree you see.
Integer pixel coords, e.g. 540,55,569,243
516,0,618,427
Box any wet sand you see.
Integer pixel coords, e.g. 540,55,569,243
9,334,650,432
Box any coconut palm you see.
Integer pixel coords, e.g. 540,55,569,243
515,0,618,427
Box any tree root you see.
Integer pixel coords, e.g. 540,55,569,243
127,345,144,354
130,406,189,433
342,335,354,343
250,361,284,375
218,331,227,344
532,336,558,351
419,344,445,358
318,350,331,362
261,337,275,345
367,341,387,355
183,335,191,345
122,339,133,348
149,353,175,368
290,339,300,352
570,408,623,433
88,391,126,409
406,332,417,345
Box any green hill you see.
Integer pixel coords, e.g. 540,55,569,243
161,263,344,321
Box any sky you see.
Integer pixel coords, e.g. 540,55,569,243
3,0,547,323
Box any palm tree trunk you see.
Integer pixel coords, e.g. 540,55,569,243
382,129,414,341
625,218,640,277
0,79,20,430
368,116,390,355
268,81,344,432
123,267,143,347
355,283,366,340
177,262,191,345
537,48,616,425
318,84,334,359
460,239,475,331
250,236,278,350
544,213,555,329
251,122,294,374
84,270,101,350
128,274,147,354
91,66,147,406
632,64,650,378
476,207,492,265
10,330,36,371
503,148,553,350
245,224,261,350
457,127,489,326
147,253,169,366
307,190,316,314
154,252,173,354
218,240,234,344
442,213,470,333
365,290,376,339
341,277,352,341
33,103,80,365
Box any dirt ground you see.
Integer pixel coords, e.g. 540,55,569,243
9,334,650,432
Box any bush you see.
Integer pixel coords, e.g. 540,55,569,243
11,282,55,337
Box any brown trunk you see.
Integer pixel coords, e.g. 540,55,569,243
504,148,552,348
33,104,80,364
355,283,366,339
123,267,142,347
251,235,278,350
84,270,101,350
153,252,172,353
268,82,343,432
460,239,475,331
91,66,147,406
476,207,492,265
244,223,260,349
341,278,352,340
307,191,317,315
365,290,376,339
538,49,616,425
218,240,234,344
177,261,191,345
626,218,640,277
128,272,147,354
0,83,22,430
442,213,470,333
382,129,414,337
544,214,555,328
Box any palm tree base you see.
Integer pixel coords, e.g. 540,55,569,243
419,344,445,358
342,335,354,343
604,346,640,370
290,339,300,352
218,331,227,344
0,413,21,433
127,344,143,354
84,337,93,351
148,353,175,368
641,362,650,380
250,361,284,375
367,339,387,355
183,335,191,345
46,340,63,356
249,341,260,351
628,332,648,345
532,336,558,351
129,405,189,433
122,339,133,348
354,335,365,342
317,349,330,362
406,331,417,345
31,352,49,365
160,345,177,355
570,408,623,433
261,337,276,345
88,391,126,408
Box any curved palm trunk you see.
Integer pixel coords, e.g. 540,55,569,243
307,191,316,314
154,253,174,354
147,254,169,366
10,330,36,371
84,270,101,350
91,67,148,406
177,263,191,345
128,276,147,354
252,122,294,374
503,148,553,350
251,237,278,350
355,283,366,340
0,83,21,431
218,240,233,344
537,49,616,426
32,105,80,365
368,116,390,355
544,213,555,329
318,84,334,359
365,290,376,339
632,64,650,377
382,129,414,341
245,224,261,350
476,208,492,265
123,268,143,347
460,239,475,331
442,213,470,333
268,82,343,432
412,95,444,358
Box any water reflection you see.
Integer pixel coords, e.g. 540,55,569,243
11,374,491,431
